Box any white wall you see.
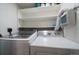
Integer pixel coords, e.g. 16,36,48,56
61,3,79,43
61,3,79,10
0,3,18,36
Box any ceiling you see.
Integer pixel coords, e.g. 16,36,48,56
17,3,35,9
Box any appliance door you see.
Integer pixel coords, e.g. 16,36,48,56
0,39,29,55
0,39,13,55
